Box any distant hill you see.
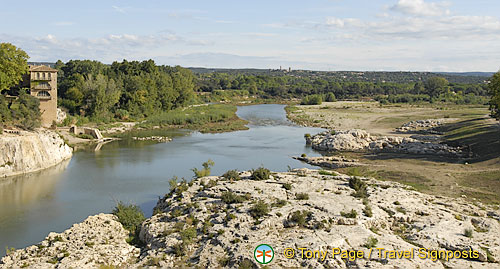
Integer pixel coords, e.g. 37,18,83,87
435,72,494,77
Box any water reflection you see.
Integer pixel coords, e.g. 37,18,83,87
0,104,324,256
0,159,70,210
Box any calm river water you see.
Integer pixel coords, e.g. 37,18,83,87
0,104,324,255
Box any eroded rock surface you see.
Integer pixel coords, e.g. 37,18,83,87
293,155,364,168
0,214,140,268
307,129,468,157
395,118,456,134
3,170,499,268
0,130,73,177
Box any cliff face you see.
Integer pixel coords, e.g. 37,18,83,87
0,130,73,177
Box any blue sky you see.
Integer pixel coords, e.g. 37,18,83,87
1,0,499,71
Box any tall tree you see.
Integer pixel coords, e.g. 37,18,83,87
489,71,500,119
424,77,449,98
0,43,29,91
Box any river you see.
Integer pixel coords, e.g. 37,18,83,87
0,104,324,255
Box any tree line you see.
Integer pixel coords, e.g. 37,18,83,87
0,42,499,132
56,59,196,122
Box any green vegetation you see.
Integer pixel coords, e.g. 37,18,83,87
0,43,29,91
0,44,42,130
301,94,322,105
282,183,292,190
340,209,358,218
295,193,310,200
222,169,240,181
363,236,378,248
220,191,248,204
251,167,271,180
288,210,313,227
112,202,146,245
271,199,287,207
192,159,214,178
464,228,473,238
136,104,246,132
195,70,488,102
490,71,500,119
249,200,270,219
57,59,195,122
349,177,369,198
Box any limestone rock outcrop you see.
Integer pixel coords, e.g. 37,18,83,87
0,130,73,177
3,170,499,268
0,214,140,268
307,129,467,157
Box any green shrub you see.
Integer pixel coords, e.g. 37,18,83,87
301,94,323,105
282,183,292,190
363,205,373,217
288,210,312,227
220,191,248,204
180,227,197,244
251,167,270,181
222,169,240,181
363,236,378,248
271,199,287,207
112,202,145,232
324,92,337,102
464,228,473,238
249,200,270,219
349,177,368,198
295,193,309,200
192,159,215,178
340,209,358,218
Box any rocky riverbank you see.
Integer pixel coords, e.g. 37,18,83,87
0,130,73,177
306,129,468,157
3,169,499,268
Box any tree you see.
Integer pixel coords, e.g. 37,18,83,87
0,43,29,91
82,74,121,121
11,90,41,130
424,77,448,98
489,71,500,119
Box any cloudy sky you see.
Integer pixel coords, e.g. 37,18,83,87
1,0,499,71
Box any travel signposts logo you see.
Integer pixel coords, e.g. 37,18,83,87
254,244,274,264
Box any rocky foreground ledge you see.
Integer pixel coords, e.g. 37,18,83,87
2,169,499,268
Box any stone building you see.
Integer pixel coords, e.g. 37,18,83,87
26,65,58,127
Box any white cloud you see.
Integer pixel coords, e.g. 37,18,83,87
112,5,126,14
390,0,450,17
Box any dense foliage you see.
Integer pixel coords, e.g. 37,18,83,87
0,43,29,91
195,71,489,104
56,59,196,122
489,71,500,119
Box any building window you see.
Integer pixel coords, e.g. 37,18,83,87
37,91,51,97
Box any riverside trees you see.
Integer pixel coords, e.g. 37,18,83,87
489,71,500,119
